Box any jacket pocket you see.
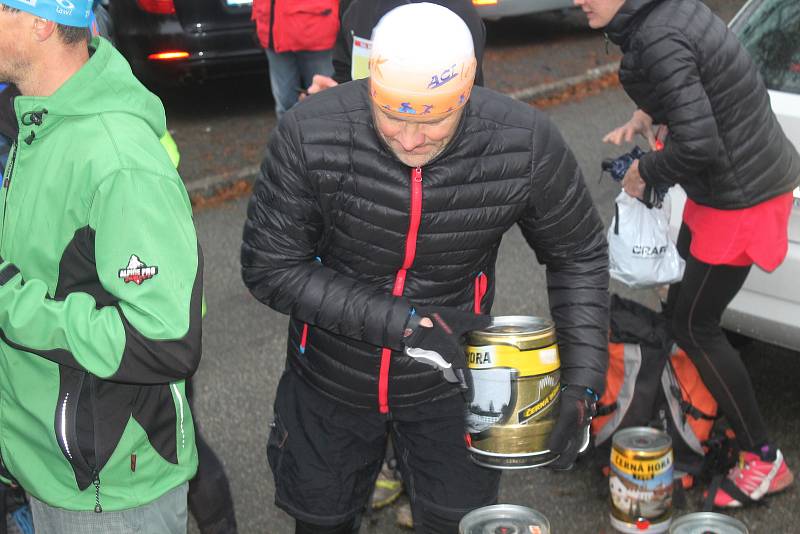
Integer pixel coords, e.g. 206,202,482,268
277,0,339,52
266,413,289,476
54,367,96,491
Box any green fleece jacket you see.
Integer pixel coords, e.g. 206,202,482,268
0,37,202,512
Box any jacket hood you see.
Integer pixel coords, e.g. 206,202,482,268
0,84,19,140
13,37,166,145
605,0,664,45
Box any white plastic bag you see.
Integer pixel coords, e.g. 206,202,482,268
608,190,685,288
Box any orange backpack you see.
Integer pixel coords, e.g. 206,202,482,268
592,296,721,485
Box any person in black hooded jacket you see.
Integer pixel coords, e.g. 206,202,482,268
574,0,800,509
242,4,608,533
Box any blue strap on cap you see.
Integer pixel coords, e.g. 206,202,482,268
2,0,92,28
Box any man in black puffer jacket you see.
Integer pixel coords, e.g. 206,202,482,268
575,0,799,510
242,4,609,532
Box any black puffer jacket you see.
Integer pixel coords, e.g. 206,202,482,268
241,80,609,410
606,0,800,208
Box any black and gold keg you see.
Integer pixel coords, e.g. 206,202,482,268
464,316,561,469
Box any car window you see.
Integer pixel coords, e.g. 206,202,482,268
733,0,800,95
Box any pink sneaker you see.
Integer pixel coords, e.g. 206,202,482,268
714,449,794,508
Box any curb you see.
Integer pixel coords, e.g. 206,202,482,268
507,62,618,102
187,61,620,202
187,163,260,200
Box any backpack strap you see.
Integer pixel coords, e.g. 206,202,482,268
667,382,716,420
703,474,762,511
679,396,716,421
596,402,618,417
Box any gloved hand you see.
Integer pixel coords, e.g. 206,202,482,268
402,306,490,390
546,385,597,470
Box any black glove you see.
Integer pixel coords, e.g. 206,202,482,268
546,385,597,470
402,306,491,389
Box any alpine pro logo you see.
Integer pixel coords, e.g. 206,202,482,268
118,255,158,285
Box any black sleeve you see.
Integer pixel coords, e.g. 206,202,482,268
517,113,610,394
332,0,356,84
241,114,413,350
636,29,721,189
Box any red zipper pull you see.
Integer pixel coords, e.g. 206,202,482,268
412,167,422,182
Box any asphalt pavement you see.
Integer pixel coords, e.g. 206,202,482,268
188,86,800,533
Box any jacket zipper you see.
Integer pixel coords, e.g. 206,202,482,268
297,257,321,354
299,323,309,353
171,383,186,451
473,272,488,314
378,166,423,414
268,0,277,50
1,141,18,249
90,376,102,513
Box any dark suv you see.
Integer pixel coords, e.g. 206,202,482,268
109,0,265,86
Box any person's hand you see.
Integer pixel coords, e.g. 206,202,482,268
402,306,490,389
622,159,646,199
300,74,338,101
546,385,597,470
603,109,658,150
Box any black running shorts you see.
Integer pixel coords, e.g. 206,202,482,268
267,369,501,530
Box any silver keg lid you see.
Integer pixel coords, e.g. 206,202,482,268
478,316,554,336
613,427,672,453
459,504,550,534
669,512,749,534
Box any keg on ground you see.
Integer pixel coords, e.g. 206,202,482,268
464,316,561,469
609,427,674,534
459,504,550,534
669,512,749,534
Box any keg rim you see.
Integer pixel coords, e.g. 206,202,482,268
473,315,555,336
612,426,672,454
459,504,550,534
669,512,749,533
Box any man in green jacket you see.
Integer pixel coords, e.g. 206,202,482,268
0,2,203,533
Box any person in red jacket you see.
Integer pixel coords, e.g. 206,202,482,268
252,0,340,119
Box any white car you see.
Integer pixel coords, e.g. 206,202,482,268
471,0,574,20
668,0,800,351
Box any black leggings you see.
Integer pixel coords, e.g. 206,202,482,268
665,223,768,451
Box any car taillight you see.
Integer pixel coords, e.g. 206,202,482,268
148,51,190,61
136,0,176,15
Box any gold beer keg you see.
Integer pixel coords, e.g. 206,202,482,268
464,316,561,469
